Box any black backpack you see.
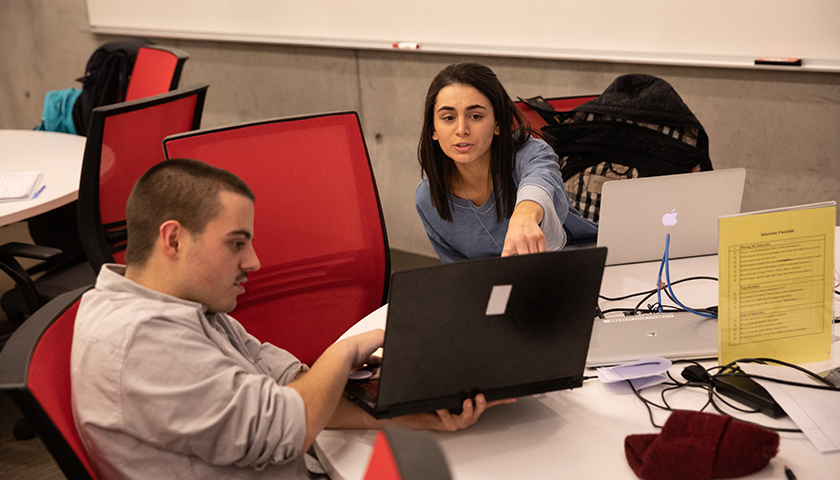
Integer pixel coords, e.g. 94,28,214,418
523,74,713,223
71,39,151,136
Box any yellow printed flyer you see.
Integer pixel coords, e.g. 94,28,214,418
718,202,835,365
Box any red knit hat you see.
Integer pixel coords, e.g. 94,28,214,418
625,410,779,480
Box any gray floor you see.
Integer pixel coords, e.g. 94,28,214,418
0,223,65,478
0,218,438,479
0,393,65,479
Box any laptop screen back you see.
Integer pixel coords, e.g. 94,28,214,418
597,168,745,265
373,247,607,418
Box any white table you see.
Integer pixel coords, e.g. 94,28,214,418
0,130,86,227
314,233,840,479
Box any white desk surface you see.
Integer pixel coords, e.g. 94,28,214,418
0,130,86,227
315,230,840,480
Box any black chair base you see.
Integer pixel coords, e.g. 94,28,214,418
13,418,37,440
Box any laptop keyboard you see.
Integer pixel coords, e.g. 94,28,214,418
358,379,380,397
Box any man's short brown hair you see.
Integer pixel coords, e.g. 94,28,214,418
125,159,255,267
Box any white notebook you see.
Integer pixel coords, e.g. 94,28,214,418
0,171,43,202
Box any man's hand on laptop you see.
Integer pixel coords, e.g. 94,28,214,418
390,394,517,432
343,329,385,367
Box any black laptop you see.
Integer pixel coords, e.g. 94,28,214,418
345,247,607,419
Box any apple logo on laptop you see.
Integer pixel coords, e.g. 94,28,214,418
662,208,679,227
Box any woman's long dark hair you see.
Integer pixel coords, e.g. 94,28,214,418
418,62,533,222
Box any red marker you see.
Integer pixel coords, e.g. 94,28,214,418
392,42,420,50
755,57,801,66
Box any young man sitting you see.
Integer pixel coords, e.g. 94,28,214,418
71,159,511,479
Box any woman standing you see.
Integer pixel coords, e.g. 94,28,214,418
415,62,597,263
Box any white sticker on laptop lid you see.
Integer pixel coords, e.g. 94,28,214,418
485,284,513,316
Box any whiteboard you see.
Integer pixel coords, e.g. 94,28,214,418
86,0,840,71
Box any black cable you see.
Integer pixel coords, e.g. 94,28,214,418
659,383,688,411
699,357,840,433
633,290,659,314
666,359,705,386
625,360,711,427
602,276,719,316
715,372,839,391
674,276,719,284
625,357,834,432
704,383,801,433
666,360,714,412
705,380,797,432
626,379,667,429
599,287,656,303
715,358,838,390
600,274,719,316
598,305,713,317
598,307,634,316
658,282,718,316
599,276,718,302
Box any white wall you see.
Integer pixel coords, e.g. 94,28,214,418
2,0,839,257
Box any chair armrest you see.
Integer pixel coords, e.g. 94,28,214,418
0,242,64,315
0,242,63,260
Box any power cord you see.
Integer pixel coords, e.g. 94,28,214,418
610,234,839,429
599,276,718,303
598,276,718,317
623,358,839,432
714,358,838,391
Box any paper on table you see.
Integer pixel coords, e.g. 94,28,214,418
0,171,43,202
597,357,671,394
739,362,840,452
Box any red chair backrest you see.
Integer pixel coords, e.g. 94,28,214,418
515,95,599,135
125,45,188,102
27,298,98,479
0,288,97,478
163,112,389,365
78,85,207,273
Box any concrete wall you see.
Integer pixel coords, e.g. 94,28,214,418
2,0,838,258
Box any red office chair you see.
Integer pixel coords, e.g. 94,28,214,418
0,85,207,323
1,44,191,321
514,95,599,135
125,45,190,102
0,287,98,480
363,428,452,480
79,84,208,273
163,112,390,366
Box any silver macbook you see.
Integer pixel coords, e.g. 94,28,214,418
586,311,718,367
597,168,746,266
